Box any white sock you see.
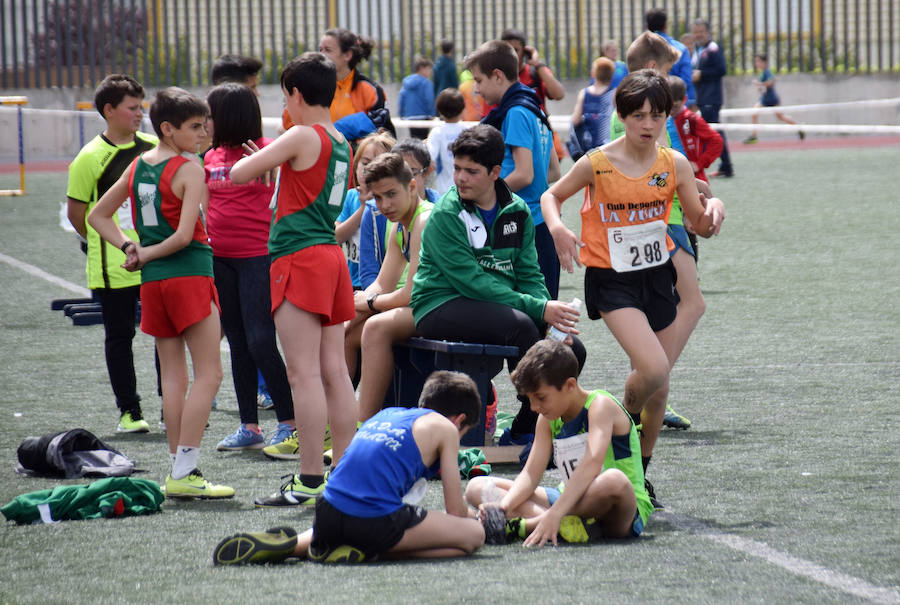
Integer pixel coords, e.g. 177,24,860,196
172,445,199,480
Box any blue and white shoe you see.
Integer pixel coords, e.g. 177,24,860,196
265,422,294,447
217,424,265,451
257,391,274,410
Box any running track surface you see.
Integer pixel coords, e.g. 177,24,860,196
2,135,899,174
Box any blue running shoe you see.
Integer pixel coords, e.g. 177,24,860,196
217,424,265,451
265,422,294,447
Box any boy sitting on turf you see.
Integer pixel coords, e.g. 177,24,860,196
88,87,233,499
467,340,652,545
213,371,485,564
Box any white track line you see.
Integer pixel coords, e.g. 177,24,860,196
0,251,90,296
657,511,900,604
1,251,231,353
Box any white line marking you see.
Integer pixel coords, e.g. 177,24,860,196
2,251,231,353
0,251,90,296
657,512,900,604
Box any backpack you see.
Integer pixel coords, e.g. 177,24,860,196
16,428,136,478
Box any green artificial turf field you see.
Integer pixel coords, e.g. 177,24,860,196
0,145,898,604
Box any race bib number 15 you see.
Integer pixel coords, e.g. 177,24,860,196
552,433,589,484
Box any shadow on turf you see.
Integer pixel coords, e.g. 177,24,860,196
649,511,775,533
659,429,736,447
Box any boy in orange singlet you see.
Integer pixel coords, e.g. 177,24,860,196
540,70,724,507
230,53,358,507
89,87,234,499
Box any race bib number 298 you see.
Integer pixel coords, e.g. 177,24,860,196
608,220,667,273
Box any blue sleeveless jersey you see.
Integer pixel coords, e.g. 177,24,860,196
324,407,439,517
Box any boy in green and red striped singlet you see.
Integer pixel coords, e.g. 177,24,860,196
89,87,234,500
230,52,359,508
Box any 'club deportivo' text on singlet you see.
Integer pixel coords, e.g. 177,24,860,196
268,124,352,260
580,146,678,272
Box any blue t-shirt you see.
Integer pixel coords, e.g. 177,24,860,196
760,69,780,106
324,407,439,517
336,188,361,287
500,105,553,225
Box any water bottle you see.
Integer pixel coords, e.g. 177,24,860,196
548,297,581,342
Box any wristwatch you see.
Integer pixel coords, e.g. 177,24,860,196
366,292,380,313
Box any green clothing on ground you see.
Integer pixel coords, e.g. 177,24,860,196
1,477,164,525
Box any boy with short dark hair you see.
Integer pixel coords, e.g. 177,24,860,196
468,340,652,545
67,74,158,434
229,52,358,507
410,124,586,441
88,87,234,499
465,40,562,299
426,88,467,195
399,57,436,139
210,54,263,94
351,152,433,422
212,371,485,565
668,75,723,183
433,38,459,95
541,70,725,508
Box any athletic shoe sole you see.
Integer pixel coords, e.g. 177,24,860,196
213,527,298,565
117,425,150,433
216,441,266,451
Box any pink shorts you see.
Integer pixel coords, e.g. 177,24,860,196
270,245,354,327
140,276,220,338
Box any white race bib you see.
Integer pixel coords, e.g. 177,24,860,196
343,230,360,263
328,161,349,206
137,183,158,227
552,433,589,484
117,197,135,230
608,220,667,272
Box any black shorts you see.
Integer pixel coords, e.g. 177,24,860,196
584,261,680,332
310,496,428,559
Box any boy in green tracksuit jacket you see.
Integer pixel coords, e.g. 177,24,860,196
410,124,585,440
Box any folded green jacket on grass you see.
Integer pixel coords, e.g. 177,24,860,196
1,477,164,525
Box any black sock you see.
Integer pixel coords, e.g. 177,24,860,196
629,410,642,426
300,474,324,489
510,395,537,437
642,456,651,473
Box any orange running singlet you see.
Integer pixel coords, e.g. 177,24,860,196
580,146,678,272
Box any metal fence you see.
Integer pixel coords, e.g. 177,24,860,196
2,0,898,90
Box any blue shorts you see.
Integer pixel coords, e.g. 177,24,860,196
668,224,695,259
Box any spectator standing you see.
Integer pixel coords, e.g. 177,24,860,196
433,39,460,96
398,57,436,139
691,19,733,177
646,8,696,106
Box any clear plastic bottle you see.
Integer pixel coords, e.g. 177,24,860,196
547,297,581,342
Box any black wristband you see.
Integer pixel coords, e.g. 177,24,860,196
367,292,379,313
533,63,547,71
120,241,134,253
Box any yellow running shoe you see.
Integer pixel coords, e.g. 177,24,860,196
213,527,298,566
117,411,150,433
165,469,235,499
558,515,603,543
262,426,332,461
308,543,366,564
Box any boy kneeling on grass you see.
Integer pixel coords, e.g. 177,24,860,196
467,340,652,546
213,371,485,565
